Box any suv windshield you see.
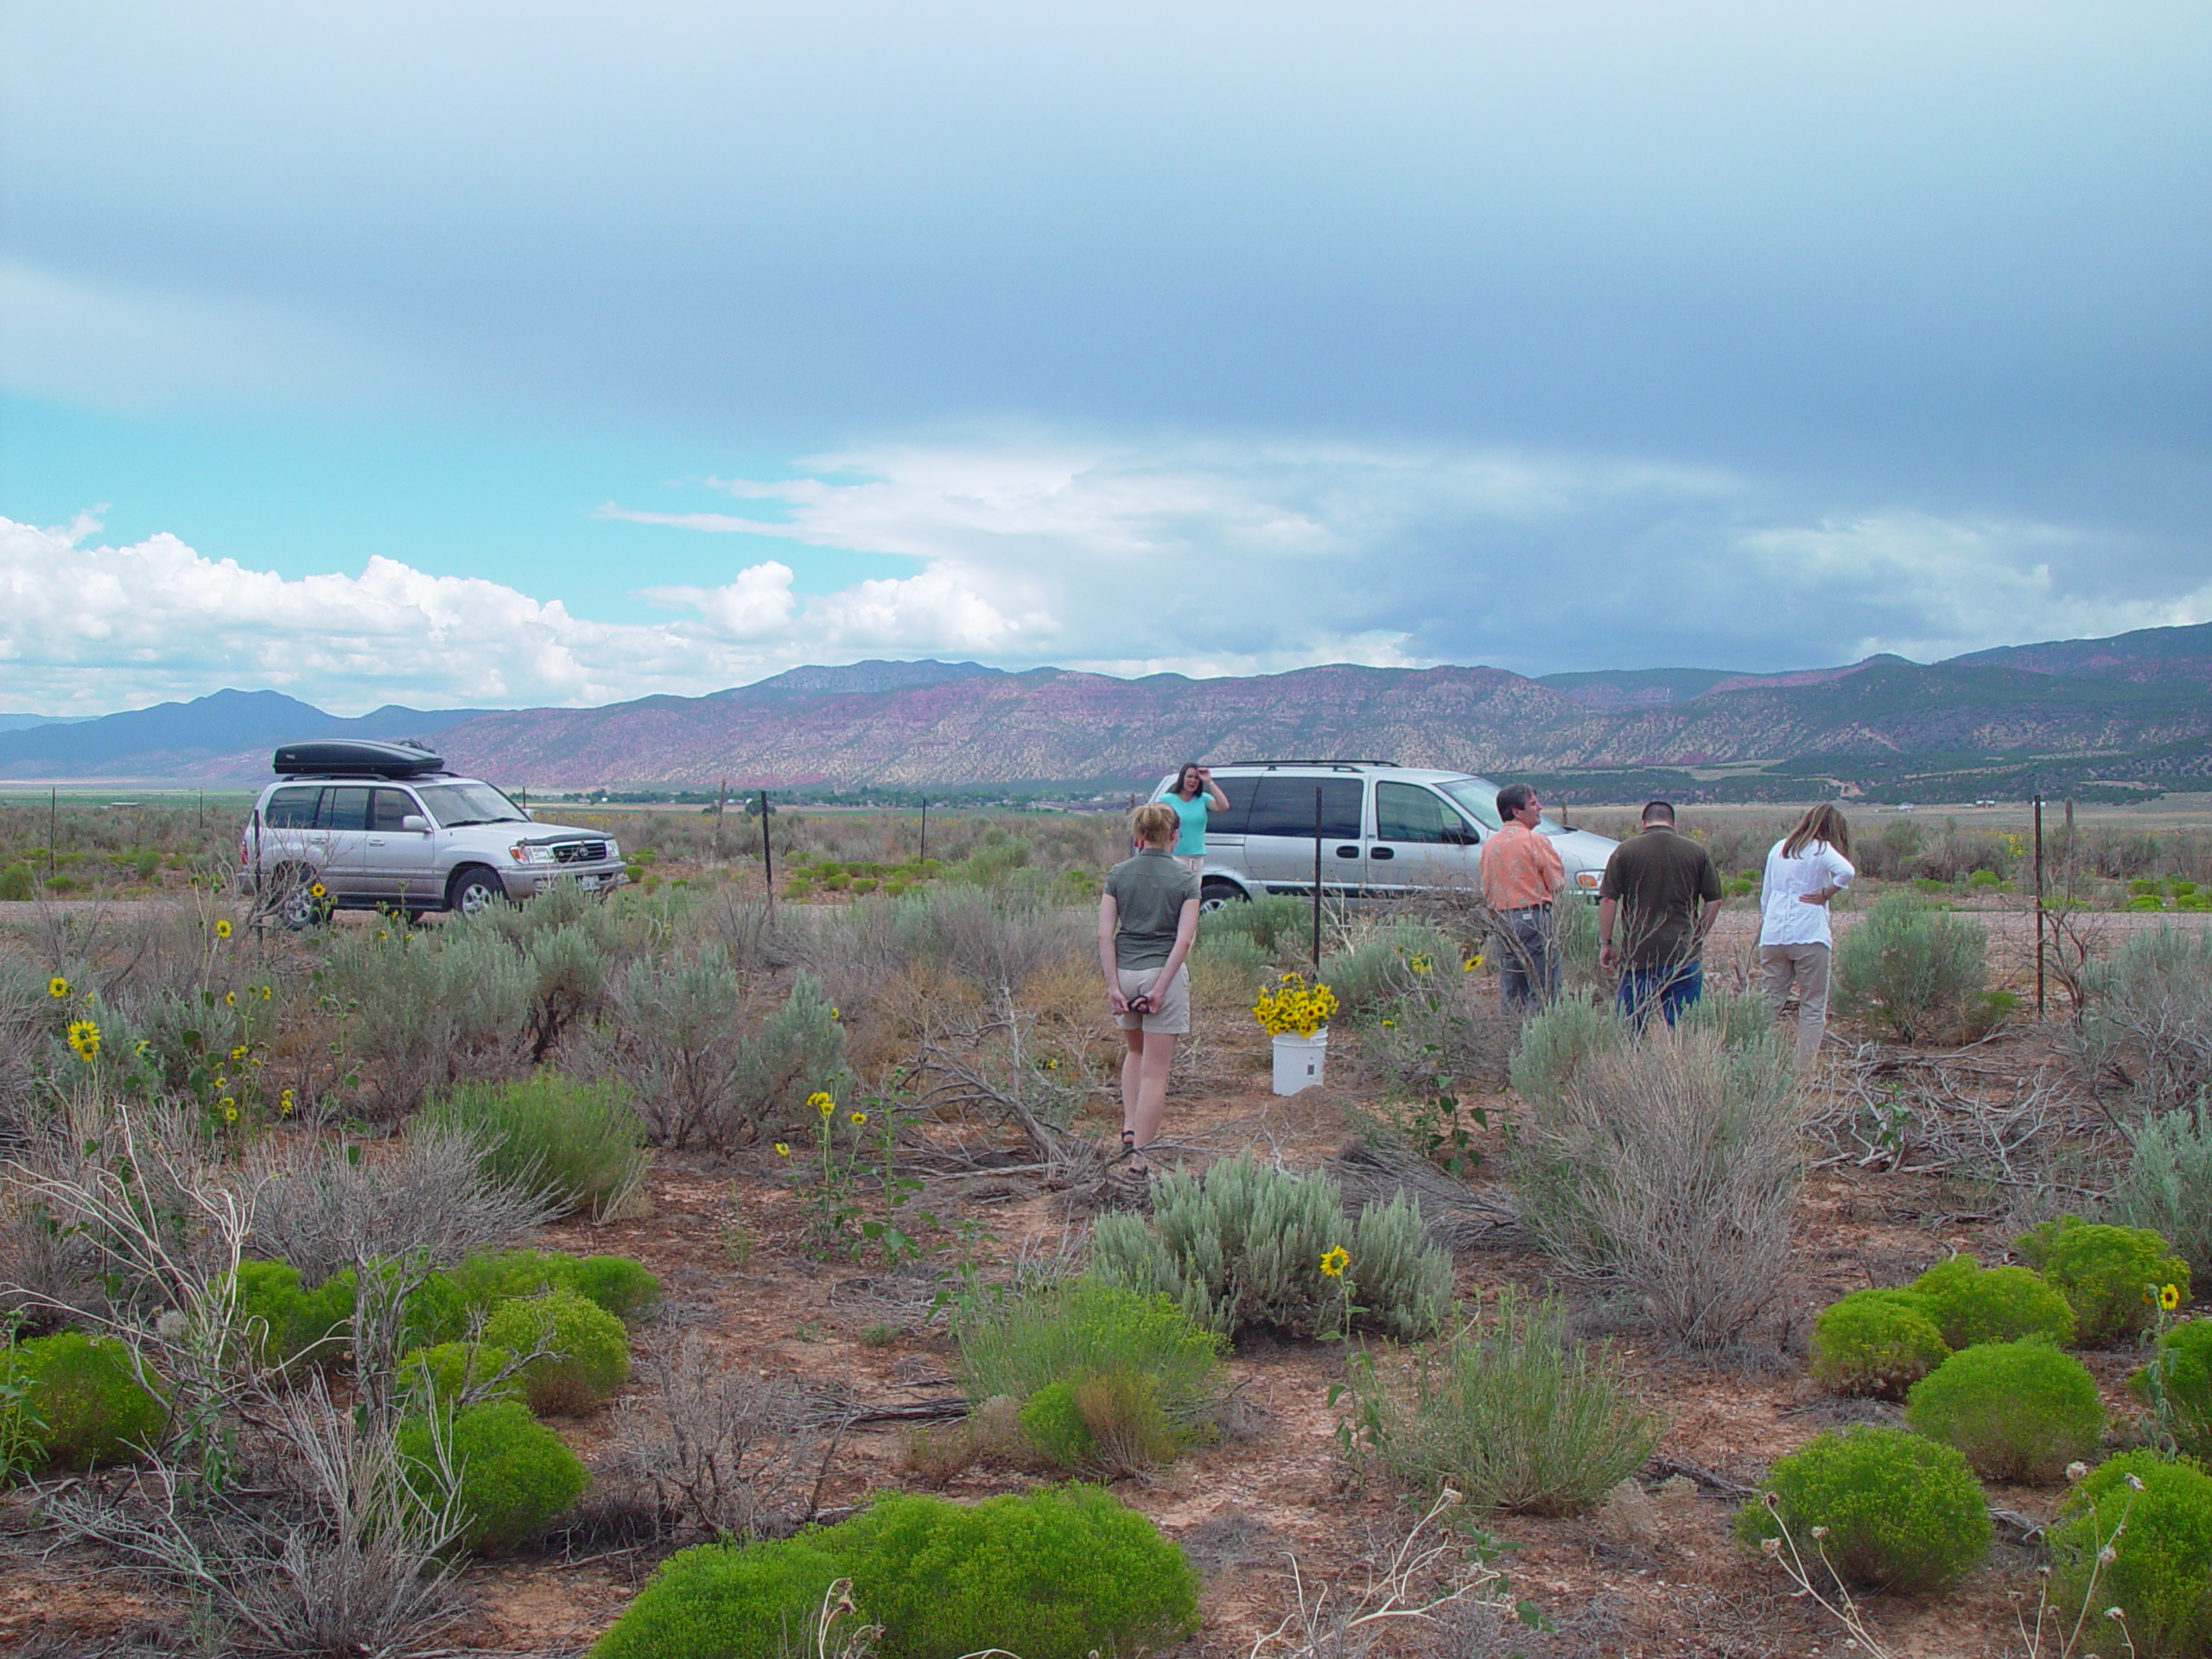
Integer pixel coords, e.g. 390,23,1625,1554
416,781,530,829
1436,778,1504,832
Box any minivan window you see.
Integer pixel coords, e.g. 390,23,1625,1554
1437,779,1504,832
416,781,530,828
263,786,320,828
1246,777,1363,840
1376,782,1473,844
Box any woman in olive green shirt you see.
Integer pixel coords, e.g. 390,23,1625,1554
1099,801,1200,1179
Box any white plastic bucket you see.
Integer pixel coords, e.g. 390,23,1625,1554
1271,1028,1329,1096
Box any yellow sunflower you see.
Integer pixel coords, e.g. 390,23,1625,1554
2163,1284,2184,1311
214,918,232,939
849,1111,868,1127
773,1142,791,1156
67,1019,101,1063
1319,1246,1350,1279
809,1090,836,1117
48,975,69,999
309,883,325,899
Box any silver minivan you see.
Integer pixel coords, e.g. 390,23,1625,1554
1150,761,1618,909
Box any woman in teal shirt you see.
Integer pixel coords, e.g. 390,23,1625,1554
1157,761,1230,873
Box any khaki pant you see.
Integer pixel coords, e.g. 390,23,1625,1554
1759,942,1832,1075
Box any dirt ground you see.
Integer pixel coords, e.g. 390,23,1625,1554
5,911,2206,1658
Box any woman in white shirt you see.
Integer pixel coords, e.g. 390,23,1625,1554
1759,804,1856,1077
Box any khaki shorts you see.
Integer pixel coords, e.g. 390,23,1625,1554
1116,963,1191,1035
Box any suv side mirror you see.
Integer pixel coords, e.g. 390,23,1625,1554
401,815,430,833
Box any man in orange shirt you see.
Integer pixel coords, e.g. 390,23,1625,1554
1478,783,1566,1016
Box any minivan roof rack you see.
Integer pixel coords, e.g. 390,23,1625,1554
271,739,448,779
1220,760,1399,769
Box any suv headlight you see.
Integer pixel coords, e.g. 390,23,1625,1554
508,842,557,865
1573,869,1602,889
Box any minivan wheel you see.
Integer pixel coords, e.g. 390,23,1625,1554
449,867,506,917
1199,878,1248,913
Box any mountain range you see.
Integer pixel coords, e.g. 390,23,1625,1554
3,623,2208,803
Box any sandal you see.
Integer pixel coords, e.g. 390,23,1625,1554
1120,1128,1138,1162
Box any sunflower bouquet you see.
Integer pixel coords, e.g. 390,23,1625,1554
1253,972,1338,1038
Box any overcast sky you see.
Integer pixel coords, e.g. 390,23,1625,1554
3,1,2206,715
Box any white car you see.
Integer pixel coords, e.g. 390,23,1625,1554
1151,761,1618,910
240,740,626,926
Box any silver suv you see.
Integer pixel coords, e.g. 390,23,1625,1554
240,740,626,926
1151,761,1618,909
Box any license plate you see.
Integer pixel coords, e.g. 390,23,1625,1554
578,874,602,890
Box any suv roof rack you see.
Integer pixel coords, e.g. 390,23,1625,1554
1220,760,1400,769
271,739,448,779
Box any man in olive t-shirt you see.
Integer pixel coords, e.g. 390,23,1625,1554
1599,799,1724,1028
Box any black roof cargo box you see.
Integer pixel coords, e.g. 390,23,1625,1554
271,739,447,778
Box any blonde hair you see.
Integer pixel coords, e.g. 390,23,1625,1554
1132,802,1179,847
1783,803,1851,861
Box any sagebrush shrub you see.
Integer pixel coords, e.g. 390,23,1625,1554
319,924,535,1115
2073,925,2212,1114
1347,1288,1664,1516
482,1287,632,1414
587,1533,849,1659
1088,1155,1451,1341
0,1331,165,1471
397,1341,525,1412
2015,1215,2190,1345
955,1280,1224,1437
842,1484,1202,1659
226,1259,357,1374
2113,1098,2212,1285
1189,931,1271,1013
1319,920,1459,1020
2050,1450,2212,1659
1018,1370,1180,1478
1734,1426,1990,1594
1808,1289,1950,1399
1198,892,1312,960
1831,892,1993,1045
420,1071,649,1221
1904,1340,2105,1483
1506,995,1626,1109
1910,1255,2075,1350
1508,1023,1801,1346
397,1399,588,1554
2133,1320,2212,1461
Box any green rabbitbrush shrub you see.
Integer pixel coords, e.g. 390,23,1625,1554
397,1341,526,1412
1346,1287,1663,1516
2015,1215,2190,1345
398,1399,588,1554
2050,1450,2212,1659
0,1331,166,1472
421,1071,650,1221
1088,1154,1450,1341
1904,1341,2105,1484
405,1248,659,1348
1018,1370,1180,1479
589,1484,1200,1659
1808,1289,1949,1400
1909,1255,2075,1350
482,1287,631,1414
1735,1425,1990,1595
226,1259,358,1375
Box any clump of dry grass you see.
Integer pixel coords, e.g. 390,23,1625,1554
1510,1021,1802,1347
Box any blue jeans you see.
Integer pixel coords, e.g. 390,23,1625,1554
1616,961,1703,1030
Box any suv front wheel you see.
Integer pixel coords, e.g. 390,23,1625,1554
448,866,507,917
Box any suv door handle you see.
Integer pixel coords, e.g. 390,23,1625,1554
1334,845,1361,858
1370,847,1395,860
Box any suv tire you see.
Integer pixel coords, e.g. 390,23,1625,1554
274,868,327,931
1199,877,1248,913
448,866,506,917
